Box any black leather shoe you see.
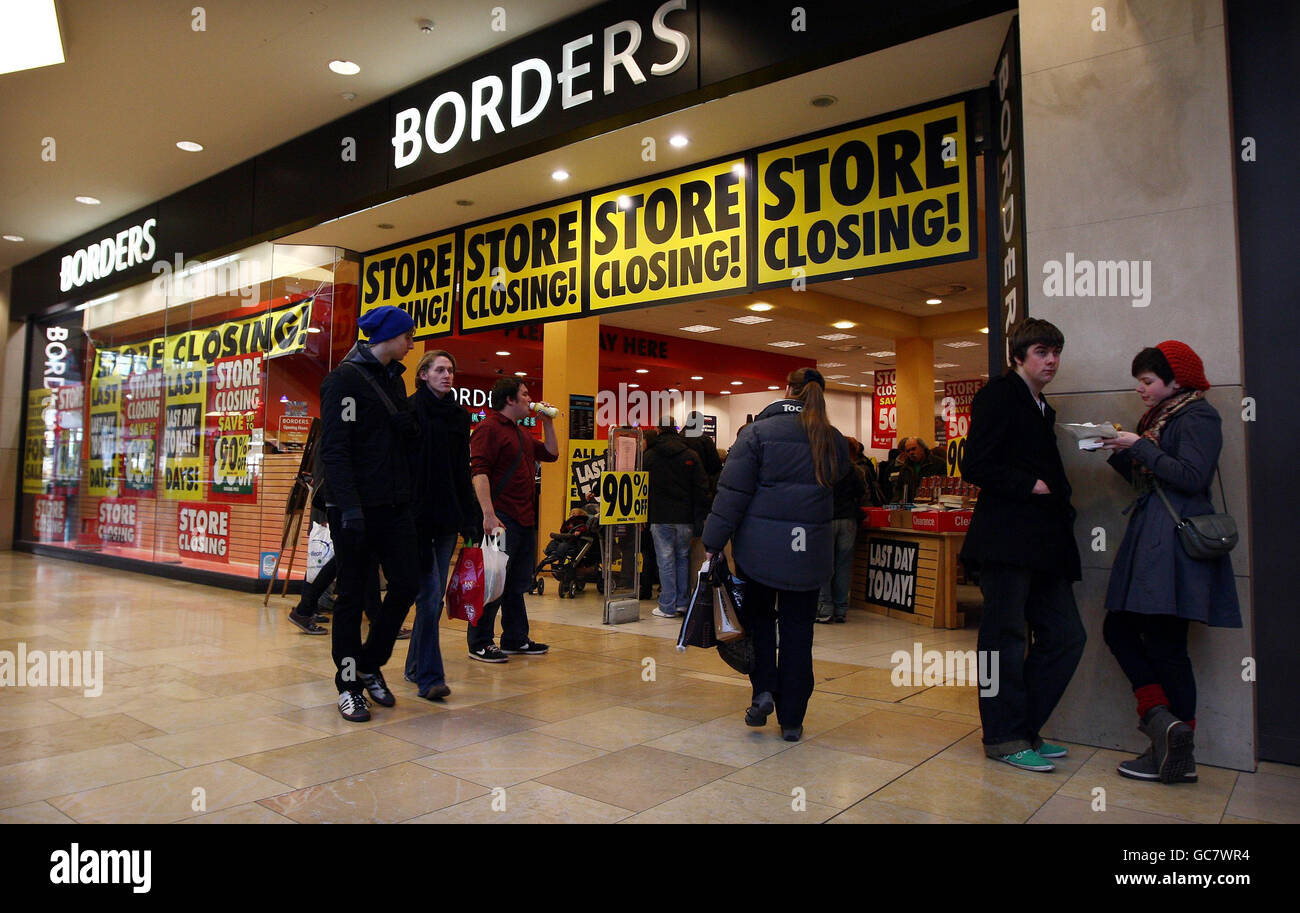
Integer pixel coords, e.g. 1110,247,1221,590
745,691,775,727
782,725,803,742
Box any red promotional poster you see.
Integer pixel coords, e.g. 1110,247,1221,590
872,369,897,450
96,497,140,547
942,379,984,442
34,495,67,542
177,503,231,563
206,353,263,502
123,370,162,497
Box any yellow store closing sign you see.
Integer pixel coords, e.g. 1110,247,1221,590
599,471,649,525
360,234,456,339
756,96,976,287
461,201,584,333
22,389,54,495
589,158,748,312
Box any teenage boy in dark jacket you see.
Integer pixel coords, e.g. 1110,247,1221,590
960,318,1085,772
404,350,480,701
644,417,709,618
318,305,419,722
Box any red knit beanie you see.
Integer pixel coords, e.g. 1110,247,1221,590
1156,340,1209,391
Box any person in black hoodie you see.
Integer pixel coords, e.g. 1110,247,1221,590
702,368,848,742
404,350,480,701
959,318,1085,772
317,305,419,722
644,416,709,618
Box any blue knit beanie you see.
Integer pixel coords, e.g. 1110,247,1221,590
357,305,414,343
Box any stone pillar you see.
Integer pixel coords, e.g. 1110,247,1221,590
893,336,935,443
1019,1,1252,769
539,317,600,560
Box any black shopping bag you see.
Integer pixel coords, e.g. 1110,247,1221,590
676,569,717,651
708,555,755,674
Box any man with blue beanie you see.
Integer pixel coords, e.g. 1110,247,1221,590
317,305,419,721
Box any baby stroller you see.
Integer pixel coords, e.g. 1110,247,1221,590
528,503,604,598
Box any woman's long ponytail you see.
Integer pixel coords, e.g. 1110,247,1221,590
788,369,838,487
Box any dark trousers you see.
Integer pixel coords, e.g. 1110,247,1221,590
976,562,1086,756
296,554,381,621
743,577,818,728
468,512,535,651
1102,610,1196,721
327,504,419,693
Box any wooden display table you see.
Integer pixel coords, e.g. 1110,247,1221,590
851,527,968,629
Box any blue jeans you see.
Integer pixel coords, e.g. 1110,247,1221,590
405,532,457,692
818,518,859,619
650,523,693,613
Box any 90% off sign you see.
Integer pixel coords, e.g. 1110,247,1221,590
599,471,649,525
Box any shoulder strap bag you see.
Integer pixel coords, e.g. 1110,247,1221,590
489,421,529,501
342,361,400,415
1151,468,1238,560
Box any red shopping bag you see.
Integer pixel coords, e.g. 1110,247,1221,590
446,546,485,626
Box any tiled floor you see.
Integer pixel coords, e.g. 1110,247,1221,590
0,551,1294,824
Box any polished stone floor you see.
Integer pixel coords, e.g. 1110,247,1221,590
0,551,1294,824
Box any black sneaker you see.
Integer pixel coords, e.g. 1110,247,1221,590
745,691,775,727
359,670,396,707
312,613,329,624
337,690,370,722
469,645,509,663
288,610,327,635
501,640,549,655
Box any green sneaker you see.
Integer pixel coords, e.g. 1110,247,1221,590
1037,741,1068,759
998,749,1055,772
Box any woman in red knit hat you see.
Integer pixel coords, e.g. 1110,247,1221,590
1100,340,1241,784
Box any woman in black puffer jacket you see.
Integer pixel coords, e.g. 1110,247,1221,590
702,368,848,741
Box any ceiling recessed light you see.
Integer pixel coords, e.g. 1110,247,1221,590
495,351,510,356
842,276,854,281
720,390,731,395
680,325,719,333
826,374,849,380
455,199,474,207
690,376,704,381
817,333,855,341
730,381,743,386
514,371,527,376
341,92,357,102
176,141,203,152
768,385,780,390
669,134,689,148
329,60,360,75
832,320,855,330
747,302,773,312
75,196,101,205
818,362,845,368
810,94,838,108
635,369,649,374
376,222,395,229
551,169,569,181
730,315,771,324
767,341,803,348
926,298,942,305
628,383,640,389
935,362,958,368
306,326,323,334
2,234,23,242
945,341,980,348
979,327,989,334
866,351,895,358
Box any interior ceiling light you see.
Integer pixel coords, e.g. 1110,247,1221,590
945,341,980,348
514,371,527,376
690,375,704,381
551,169,569,181
747,302,773,312
866,351,895,358
635,369,649,374
176,141,203,152
926,298,942,305
341,92,357,101
818,362,845,368
720,390,731,395
832,320,855,329
935,362,958,368
767,340,803,348
810,94,837,107
329,60,361,75
0,0,65,76
730,315,771,324
669,134,689,148
730,380,743,385
826,374,849,380
679,325,719,333
3,234,24,242
495,350,510,356
628,383,639,388
75,196,101,205
376,222,395,229
455,199,474,206
979,327,989,334
306,327,323,334
817,333,855,341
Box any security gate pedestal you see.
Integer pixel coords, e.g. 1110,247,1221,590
602,426,644,625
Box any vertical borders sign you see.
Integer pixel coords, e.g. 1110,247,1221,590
993,17,1027,372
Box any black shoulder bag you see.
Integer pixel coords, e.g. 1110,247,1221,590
1151,469,1238,560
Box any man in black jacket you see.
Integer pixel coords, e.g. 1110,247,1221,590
960,318,1085,772
644,417,709,618
318,305,419,722
404,350,480,701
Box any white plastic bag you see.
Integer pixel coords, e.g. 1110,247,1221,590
306,521,333,583
481,529,509,605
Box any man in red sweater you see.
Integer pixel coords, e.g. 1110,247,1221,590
467,377,559,662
